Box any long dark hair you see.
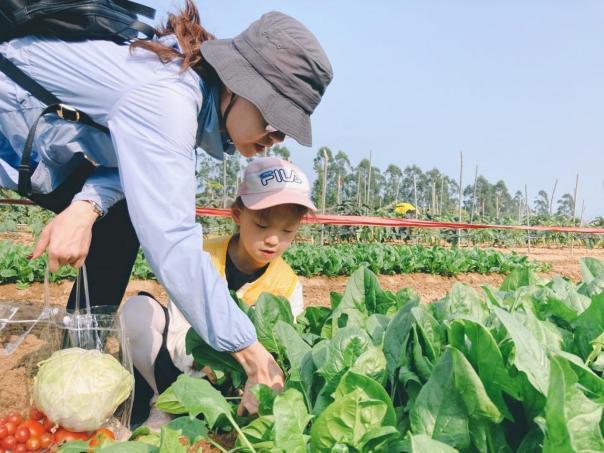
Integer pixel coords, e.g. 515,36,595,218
129,0,217,80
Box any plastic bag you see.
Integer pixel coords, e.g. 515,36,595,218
0,265,134,440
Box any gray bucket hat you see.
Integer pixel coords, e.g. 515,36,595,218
200,11,333,146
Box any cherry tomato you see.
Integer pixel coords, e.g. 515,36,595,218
0,417,6,425
25,435,41,451
7,413,24,425
88,427,115,447
28,408,44,422
0,425,7,439
14,426,30,443
4,422,16,436
39,432,54,449
14,443,27,453
39,417,54,433
18,421,45,438
54,428,89,444
1,435,16,450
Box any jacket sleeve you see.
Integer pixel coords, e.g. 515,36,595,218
72,166,124,215
106,76,256,352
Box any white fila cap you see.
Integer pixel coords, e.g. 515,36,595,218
237,157,317,211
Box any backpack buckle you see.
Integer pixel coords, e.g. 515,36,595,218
56,104,80,122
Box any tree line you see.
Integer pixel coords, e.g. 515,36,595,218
194,146,585,223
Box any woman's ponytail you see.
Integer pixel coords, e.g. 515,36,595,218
130,0,217,79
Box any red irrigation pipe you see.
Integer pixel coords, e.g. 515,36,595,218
195,207,604,235
2,199,603,235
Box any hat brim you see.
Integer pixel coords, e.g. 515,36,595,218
241,191,317,211
201,39,312,147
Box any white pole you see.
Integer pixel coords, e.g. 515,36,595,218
571,174,579,253
458,151,463,245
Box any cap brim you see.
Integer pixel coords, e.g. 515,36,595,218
241,191,317,211
201,39,312,147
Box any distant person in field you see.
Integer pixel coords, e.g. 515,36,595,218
0,0,332,415
120,157,313,428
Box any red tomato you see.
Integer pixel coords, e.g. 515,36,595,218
25,436,41,451
14,426,30,443
39,432,54,449
18,421,45,438
7,413,23,425
0,417,6,425
0,425,7,439
4,422,16,436
54,428,89,444
28,408,44,422
88,427,115,447
14,443,27,453
0,435,15,450
41,417,55,433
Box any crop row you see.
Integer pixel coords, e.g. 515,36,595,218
0,240,548,286
60,257,604,451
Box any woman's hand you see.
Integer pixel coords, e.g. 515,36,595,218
231,341,285,416
31,201,100,271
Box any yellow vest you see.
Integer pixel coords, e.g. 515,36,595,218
203,236,299,306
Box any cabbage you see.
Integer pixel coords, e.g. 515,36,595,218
33,347,133,432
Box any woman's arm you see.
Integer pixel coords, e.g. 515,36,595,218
31,168,125,269
106,76,257,352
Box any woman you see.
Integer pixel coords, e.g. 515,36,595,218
0,1,333,414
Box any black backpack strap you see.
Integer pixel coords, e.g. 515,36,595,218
0,53,109,196
126,19,156,40
113,0,156,19
0,53,59,106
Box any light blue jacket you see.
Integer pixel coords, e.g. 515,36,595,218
0,36,256,352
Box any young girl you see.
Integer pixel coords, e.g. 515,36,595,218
120,157,314,427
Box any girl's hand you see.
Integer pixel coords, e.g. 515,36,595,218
31,201,100,271
231,341,284,416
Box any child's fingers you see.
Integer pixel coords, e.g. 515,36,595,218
237,400,246,417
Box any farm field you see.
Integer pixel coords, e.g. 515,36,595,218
1,236,603,452
1,244,602,308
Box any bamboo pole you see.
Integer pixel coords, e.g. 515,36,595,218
439,177,445,216
320,148,329,244
525,184,531,253
470,165,478,223
356,169,362,208
571,174,579,254
366,150,373,209
413,174,418,215
549,178,558,216
458,151,463,245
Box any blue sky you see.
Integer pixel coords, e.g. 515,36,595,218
146,1,603,219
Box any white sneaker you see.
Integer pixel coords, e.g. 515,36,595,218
142,394,173,431
143,406,173,432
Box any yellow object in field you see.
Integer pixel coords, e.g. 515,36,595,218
394,202,418,216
